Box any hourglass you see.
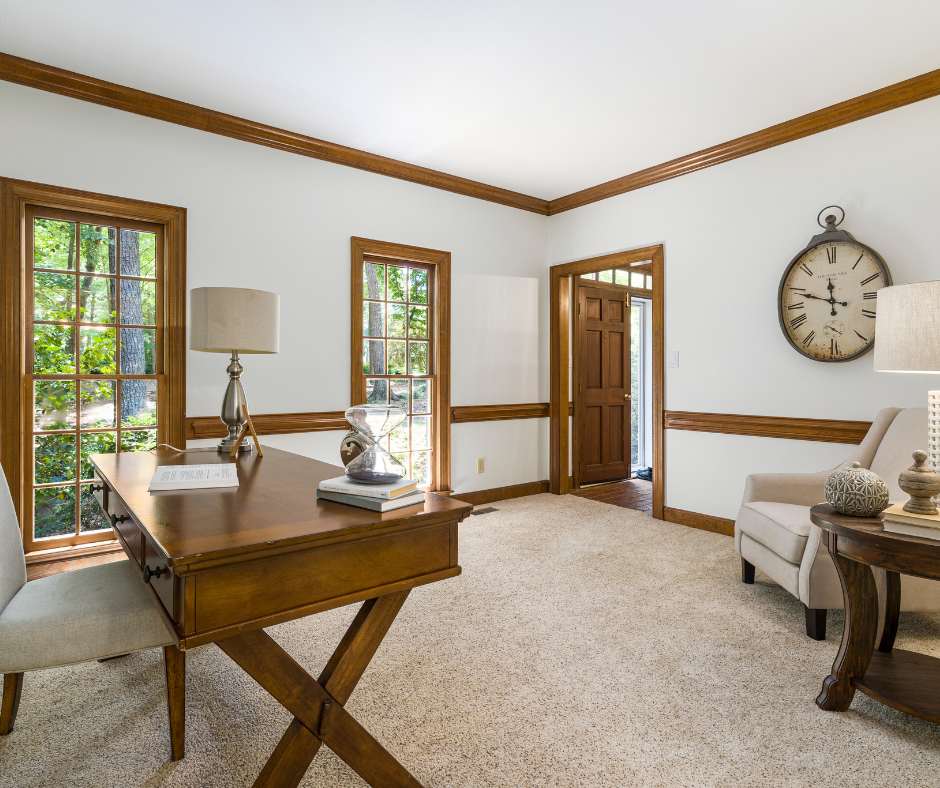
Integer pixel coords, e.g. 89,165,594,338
343,405,409,483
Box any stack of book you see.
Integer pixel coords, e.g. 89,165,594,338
882,502,940,541
317,475,424,512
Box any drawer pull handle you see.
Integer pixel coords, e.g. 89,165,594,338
142,565,162,584
110,513,128,528
90,484,104,493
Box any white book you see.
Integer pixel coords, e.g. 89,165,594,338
883,519,940,541
318,475,418,500
149,464,239,491
317,489,426,512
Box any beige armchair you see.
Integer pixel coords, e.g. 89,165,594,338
0,464,179,756
735,407,940,639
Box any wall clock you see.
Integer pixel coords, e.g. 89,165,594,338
778,206,892,363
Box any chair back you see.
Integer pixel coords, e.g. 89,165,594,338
0,465,26,613
869,408,929,502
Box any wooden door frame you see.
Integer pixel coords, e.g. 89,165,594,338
350,237,451,493
0,177,187,543
550,245,664,519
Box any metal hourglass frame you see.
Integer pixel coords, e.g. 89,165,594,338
342,405,409,483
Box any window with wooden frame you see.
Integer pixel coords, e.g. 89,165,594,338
351,238,451,492
0,179,186,555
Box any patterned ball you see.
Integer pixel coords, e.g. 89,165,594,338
825,462,890,517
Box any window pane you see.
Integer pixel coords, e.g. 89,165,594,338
408,305,428,339
80,432,117,479
389,418,409,452
631,272,645,288
120,279,156,326
615,270,630,286
598,270,613,283
580,273,595,280
646,275,653,290
412,415,431,450
393,451,408,475
120,229,156,278
408,341,428,375
412,379,430,414
387,304,407,338
365,378,388,404
388,266,407,302
34,272,76,321
80,484,111,532
80,380,116,428
35,433,76,484
80,327,116,374
120,379,157,428
409,269,428,304
34,219,76,270
388,340,406,375
34,486,76,539
33,324,75,374
363,340,385,374
363,262,385,300
120,328,155,374
79,275,116,324
411,451,430,486
120,430,157,453
35,380,76,431
390,379,409,410
363,302,385,337
80,225,116,274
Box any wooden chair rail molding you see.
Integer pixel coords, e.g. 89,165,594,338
0,52,548,215
4,52,940,216
664,411,872,445
547,68,940,214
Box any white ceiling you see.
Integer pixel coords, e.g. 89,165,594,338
2,1,939,200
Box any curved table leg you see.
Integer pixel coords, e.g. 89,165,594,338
816,532,878,711
875,569,901,653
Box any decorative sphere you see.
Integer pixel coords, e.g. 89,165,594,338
824,462,890,517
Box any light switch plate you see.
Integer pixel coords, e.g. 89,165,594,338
667,351,679,368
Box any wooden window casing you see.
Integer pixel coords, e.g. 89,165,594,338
1,179,186,554
351,238,451,492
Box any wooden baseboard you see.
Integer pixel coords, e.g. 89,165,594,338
451,480,550,506
663,507,734,537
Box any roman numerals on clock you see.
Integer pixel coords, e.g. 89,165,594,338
826,247,837,265
790,314,808,329
861,273,880,286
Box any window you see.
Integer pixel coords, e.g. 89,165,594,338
630,299,648,469
28,208,164,546
351,238,451,492
581,266,654,290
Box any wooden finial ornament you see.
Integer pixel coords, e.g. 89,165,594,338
898,450,940,515
230,405,263,458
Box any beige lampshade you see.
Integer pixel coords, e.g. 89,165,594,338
874,281,940,373
190,287,280,353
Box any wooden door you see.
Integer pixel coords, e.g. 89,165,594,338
577,285,631,484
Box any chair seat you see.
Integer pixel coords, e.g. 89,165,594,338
737,502,815,564
0,559,172,673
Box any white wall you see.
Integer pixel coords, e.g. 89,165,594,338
0,81,549,492
548,96,940,519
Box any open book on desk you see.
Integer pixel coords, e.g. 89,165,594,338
149,464,239,491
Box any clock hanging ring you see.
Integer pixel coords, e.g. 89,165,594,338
778,207,892,363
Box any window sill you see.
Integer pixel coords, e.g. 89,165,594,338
24,538,121,567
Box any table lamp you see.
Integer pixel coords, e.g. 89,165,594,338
190,287,280,453
873,280,940,475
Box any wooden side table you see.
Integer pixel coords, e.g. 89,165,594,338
810,504,940,723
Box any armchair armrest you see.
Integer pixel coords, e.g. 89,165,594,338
742,470,830,507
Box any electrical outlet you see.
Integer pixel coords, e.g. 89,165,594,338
476,458,485,474
667,351,679,368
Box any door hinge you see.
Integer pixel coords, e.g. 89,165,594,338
578,303,581,315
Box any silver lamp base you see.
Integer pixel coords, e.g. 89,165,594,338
218,351,253,453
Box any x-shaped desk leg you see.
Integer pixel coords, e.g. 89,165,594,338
217,590,424,788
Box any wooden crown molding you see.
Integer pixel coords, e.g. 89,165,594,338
664,411,872,445
0,52,549,216
547,68,940,214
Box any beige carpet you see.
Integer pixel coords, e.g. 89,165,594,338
2,493,939,787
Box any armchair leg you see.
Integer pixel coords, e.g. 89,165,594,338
163,645,185,761
0,673,24,735
804,606,827,641
741,557,755,584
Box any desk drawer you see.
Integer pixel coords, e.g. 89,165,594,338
93,478,143,567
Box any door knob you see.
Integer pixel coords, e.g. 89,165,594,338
624,394,631,400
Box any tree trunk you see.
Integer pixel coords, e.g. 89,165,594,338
119,231,147,422
365,264,384,376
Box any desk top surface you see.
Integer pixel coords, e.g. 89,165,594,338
91,446,471,566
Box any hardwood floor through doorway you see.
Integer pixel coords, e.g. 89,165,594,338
570,478,652,514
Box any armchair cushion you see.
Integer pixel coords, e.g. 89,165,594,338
0,559,172,673
737,502,815,564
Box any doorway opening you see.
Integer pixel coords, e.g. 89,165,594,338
549,245,664,518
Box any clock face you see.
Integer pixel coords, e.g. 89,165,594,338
779,240,890,362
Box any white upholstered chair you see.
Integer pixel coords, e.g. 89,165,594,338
735,407,940,639
0,464,178,750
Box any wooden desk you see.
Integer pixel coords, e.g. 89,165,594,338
810,504,940,724
90,446,472,787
